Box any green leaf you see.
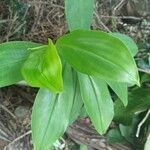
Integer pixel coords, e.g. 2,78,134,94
110,33,138,57
107,128,125,143
56,29,139,86
78,74,114,134
0,41,41,87
80,145,88,150
32,64,76,150
114,100,133,125
69,71,83,124
124,88,150,112
114,88,150,125
141,74,150,83
119,124,133,143
69,97,83,124
107,81,128,106
65,0,94,31
79,106,88,118
145,133,150,150
107,32,139,106
107,33,138,106
22,39,63,92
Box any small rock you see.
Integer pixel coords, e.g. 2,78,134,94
14,106,29,119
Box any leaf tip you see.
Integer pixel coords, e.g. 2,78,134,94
48,38,53,46
98,128,108,135
135,79,141,87
123,101,128,107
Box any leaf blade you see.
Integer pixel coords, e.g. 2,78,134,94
69,71,83,124
0,41,41,87
78,74,114,134
56,29,139,85
107,81,128,106
22,39,63,92
32,64,77,149
107,32,139,106
114,88,150,125
65,0,94,31
110,32,138,57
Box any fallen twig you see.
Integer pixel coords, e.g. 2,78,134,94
4,130,31,150
0,104,17,120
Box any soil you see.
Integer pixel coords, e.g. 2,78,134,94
0,86,36,149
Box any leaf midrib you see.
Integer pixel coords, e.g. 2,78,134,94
39,94,59,149
88,76,104,132
60,44,135,82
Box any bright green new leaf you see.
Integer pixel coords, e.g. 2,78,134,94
22,39,63,92
114,88,150,125
78,74,114,134
107,81,128,106
65,0,94,31
56,29,139,85
32,64,76,150
111,32,138,56
0,41,41,87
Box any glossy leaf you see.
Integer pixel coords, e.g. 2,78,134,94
114,88,150,125
0,41,41,87
56,29,139,85
65,0,92,123
107,81,128,106
107,32,138,106
22,39,63,92
65,0,94,31
111,32,138,56
32,64,76,150
78,74,114,134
